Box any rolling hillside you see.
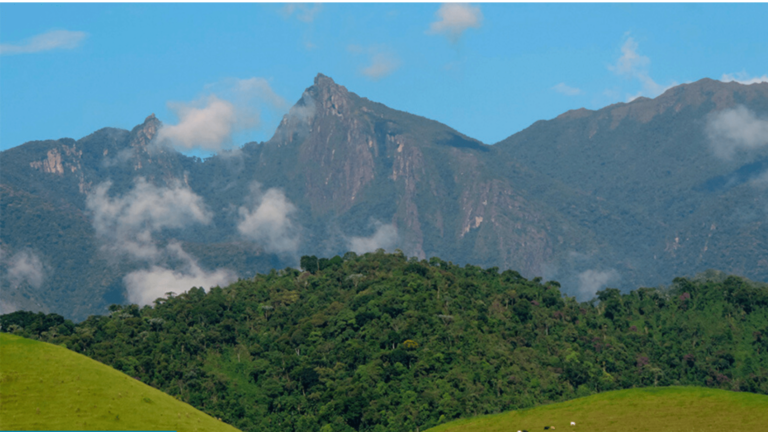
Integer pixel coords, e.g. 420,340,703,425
3,252,768,431
427,386,768,432
0,332,241,432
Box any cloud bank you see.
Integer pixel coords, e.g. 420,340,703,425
87,178,212,260
238,183,300,254
1,248,45,289
347,223,399,254
576,269,619,300
0,30,87,55
87,179,234,306
123,243,236,306
721,72,768,85
706,105,768,160
428,3,483,43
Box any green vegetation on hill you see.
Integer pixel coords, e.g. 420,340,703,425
0,333,241,432
3,252,768,432
427,386,768,432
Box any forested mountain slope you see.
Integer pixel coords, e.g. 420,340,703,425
3,252,768,432
495,78,768,292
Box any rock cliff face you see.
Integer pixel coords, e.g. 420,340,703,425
253,74,572,273
2,74,768,320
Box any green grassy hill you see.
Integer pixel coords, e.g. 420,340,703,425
0,333,241,432
427,386,768,432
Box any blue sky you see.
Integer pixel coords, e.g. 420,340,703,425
2,3,767,154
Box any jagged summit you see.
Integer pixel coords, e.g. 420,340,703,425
313,73,335,86
129,113,161,148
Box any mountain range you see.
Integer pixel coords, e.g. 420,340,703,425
2,73,768,320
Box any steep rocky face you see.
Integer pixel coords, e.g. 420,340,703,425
254,74,583,274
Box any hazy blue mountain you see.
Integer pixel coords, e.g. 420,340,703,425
495,78,768,294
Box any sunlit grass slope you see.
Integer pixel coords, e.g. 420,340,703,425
0,333,240,432
427,386,768,432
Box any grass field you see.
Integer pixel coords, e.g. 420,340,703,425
0,333,240,432
426,386,768,432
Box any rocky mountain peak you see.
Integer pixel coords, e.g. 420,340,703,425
129,114,162,148
308,73,354,117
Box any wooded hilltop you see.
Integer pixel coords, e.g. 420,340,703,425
3,251,768,432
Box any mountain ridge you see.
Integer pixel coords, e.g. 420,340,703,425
2,74,768,319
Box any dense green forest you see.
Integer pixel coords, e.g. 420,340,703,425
3,251,768,432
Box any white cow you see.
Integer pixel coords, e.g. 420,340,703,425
571,422,576,426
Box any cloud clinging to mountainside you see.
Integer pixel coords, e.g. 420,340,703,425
87,178,212,260
706,105,768,160
347,223,399,254
155,95,243,153
238,183,300,254
123,243,236,306
577,269,619,300
720,72,768,85
87,179,235,305
156,78,287,153
1,248,45,289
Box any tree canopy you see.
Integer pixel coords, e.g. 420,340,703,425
3,253,768,432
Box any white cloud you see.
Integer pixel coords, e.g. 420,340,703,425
86,180,236,306
428,3,483,43
362,53,401,80
282,4,322,23
0,30,87,55
287,92,317,123
609,36,675,101
123,243,236,306
87,178,212,260
238,183,300,254
552,83,583,96
576,269,619,300
347,223,399,254
612,37,649,77
349,45,401,81
157,78,288,153
155,95,243,152
721,72,768,85
706,105,768,160
2,249,45,289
